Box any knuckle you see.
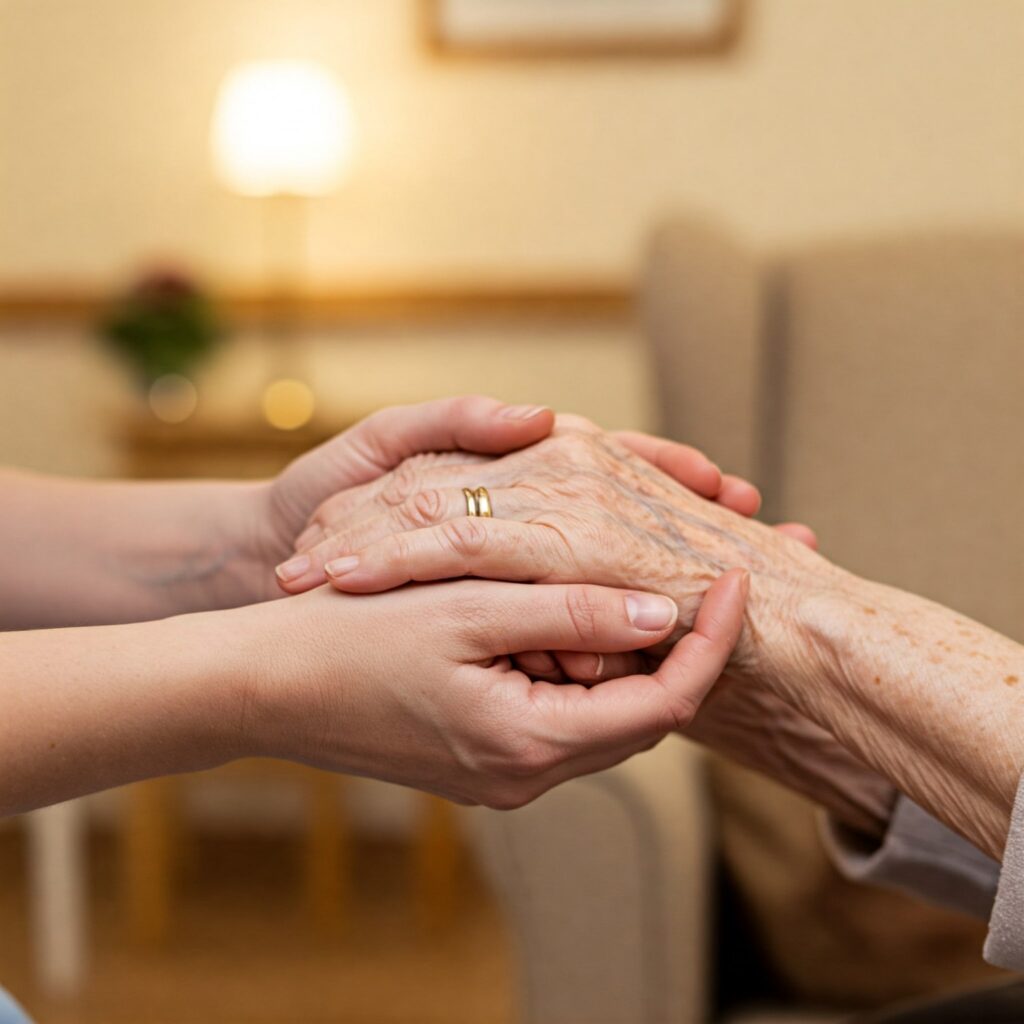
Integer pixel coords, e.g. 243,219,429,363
657,694,700,733
344,406,406,471
379,460,422,507
503,742,558,780
440,516,488,558
557,428,590,451
308,502,330,529
672,693,701,728
452,394,492,420
470,727,561,783
360,406,392,435
555,413,599,434
389,529,414,568
553,430,602,469
309,494,346,529
399,488,448,529
564,585,603,645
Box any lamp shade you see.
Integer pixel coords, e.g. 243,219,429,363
211,60,355,197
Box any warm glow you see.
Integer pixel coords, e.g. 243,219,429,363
211,60,355,197
262,378,316,430
148,374,198,424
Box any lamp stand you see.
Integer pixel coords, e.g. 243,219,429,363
260,193,316,430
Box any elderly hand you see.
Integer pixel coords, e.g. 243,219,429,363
278,416,833,680
241,396,556,601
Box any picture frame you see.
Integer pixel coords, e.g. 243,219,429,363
423,0,744,59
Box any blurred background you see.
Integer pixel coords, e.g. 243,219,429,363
0,1,1022,1022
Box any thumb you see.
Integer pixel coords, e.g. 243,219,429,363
459,581,680,659
529,568,749,752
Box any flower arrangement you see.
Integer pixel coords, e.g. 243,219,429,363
99,268,223,388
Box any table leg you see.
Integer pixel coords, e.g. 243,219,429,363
303,771,350,935
413,795,462,932
26,799,87,998
121,778,176,944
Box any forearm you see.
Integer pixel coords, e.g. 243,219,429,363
0,469,271,628
755,570,1024,860
0,608,252,815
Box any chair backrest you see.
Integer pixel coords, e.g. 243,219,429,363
643,220,1024,640
642,217,766,481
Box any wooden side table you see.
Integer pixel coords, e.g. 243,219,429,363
116,411,462,943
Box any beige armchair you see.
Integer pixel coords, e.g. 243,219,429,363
466,736,715,1024
462,218,1024,1024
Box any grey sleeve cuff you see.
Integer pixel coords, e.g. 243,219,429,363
822,794,1000,921
984,774,1024,971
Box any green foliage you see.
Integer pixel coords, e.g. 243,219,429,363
99,270,223,387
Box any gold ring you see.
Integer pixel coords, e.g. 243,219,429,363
463,486,493,518
474,486,493,518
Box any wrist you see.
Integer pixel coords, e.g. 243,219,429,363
151,607,261,768
215,592,340,763
734,556,856,694
777,569,900,699
205,480,282,607
0,612,252,813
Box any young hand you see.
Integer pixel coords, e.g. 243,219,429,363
236,571,747,807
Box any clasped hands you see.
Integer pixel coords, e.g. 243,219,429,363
240,396,844,813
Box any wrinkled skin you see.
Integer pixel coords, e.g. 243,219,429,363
280,413,896,834
281,416,833,680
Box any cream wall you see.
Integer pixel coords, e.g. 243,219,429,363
1,0,1022,286
1,0,1022,475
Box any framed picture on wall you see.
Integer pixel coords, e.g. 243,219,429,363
423,0,744,58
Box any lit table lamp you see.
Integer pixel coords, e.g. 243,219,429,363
210,60,355,429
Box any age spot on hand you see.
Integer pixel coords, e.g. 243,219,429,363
1006,675,1020,687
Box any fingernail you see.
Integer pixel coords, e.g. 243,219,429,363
275,554,311,582
589,654,605,679
740,569,751,596
325,555,360,577
626,594,678,631
502,404,549,421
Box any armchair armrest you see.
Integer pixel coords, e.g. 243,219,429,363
461,738,714,1024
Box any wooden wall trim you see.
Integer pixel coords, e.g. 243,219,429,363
419,0,745,60
0,282,634,328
